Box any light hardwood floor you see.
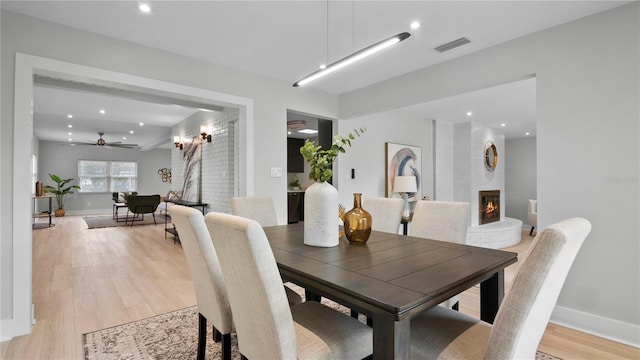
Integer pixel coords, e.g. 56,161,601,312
2,216,638,359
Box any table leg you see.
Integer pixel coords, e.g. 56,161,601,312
372,315,410,360
304,290,322,302
480,270,504,324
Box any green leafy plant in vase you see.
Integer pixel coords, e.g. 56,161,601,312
43,173,80,217
300,128,366,182
299,128,365,247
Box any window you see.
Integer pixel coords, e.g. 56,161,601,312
79,160,137,193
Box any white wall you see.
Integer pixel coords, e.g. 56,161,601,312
434,119,453,201
337,111,433,208
1,9,338,336
339,3,639,346
37,141,171,214
505,137,537,225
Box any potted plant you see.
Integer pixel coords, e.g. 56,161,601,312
43,173,80,217
300,128,365,183
288,176,301,190
299,128,365,247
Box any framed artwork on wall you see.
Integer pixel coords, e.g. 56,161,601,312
385,142,422,200
181,136,201,202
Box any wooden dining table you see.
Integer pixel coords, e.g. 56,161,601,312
264,223,517,359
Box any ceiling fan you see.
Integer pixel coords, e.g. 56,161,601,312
72,132,138,148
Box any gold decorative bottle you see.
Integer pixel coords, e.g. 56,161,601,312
343,193,372,245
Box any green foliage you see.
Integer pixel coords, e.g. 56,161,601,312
288,175,300,188
121,191,138,202
300,128,366,182
43,173,80,209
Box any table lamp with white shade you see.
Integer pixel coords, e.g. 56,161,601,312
393,176,417,218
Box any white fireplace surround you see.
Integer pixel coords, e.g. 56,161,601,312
437,120,521,249
467,217,523,249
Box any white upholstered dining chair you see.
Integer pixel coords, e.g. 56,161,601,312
410,200,470,309
169,205,234,360
205,212,373,360
231,195,278,227
363,197,404,234
230,195,303,304
410,217,591,360
528,199,538,236
409,200,470,244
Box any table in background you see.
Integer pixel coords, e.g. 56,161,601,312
164,199,208,242
32,195,54,228
112,202,127,222
264,223,517,359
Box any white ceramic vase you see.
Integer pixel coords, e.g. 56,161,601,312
304,181,339,247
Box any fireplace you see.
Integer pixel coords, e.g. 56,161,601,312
479,190,500,225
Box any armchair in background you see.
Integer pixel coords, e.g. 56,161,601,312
125,194,161,226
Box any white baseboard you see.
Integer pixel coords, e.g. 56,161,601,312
1,318,16,342
551,305,640,348
66,208,112,216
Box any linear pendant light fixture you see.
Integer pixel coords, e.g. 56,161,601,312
293,32,410,87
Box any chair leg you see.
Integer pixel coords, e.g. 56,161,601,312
530,226,535,236
452,301,459,311
197,313,206,360
350,309,359,319
221,333,232,360
152,213,157,225
213,326,222,342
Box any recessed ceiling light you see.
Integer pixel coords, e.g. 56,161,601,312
68,132,72,135
501,123,506,127
67,114,73,118
99,109,106,114
287,131,292,135
68,138,72,142
139,122,144,126
138,3,151,13
123,137,127,140
410,21,420,30
68,124,72,128
525,132,530,136
466,111,472,116
298,129,318,134
129,130,134,134
319,64,326,70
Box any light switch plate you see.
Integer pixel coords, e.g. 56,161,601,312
270,167,283,177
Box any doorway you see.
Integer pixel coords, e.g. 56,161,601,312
9,53,254,337
285,110,334,223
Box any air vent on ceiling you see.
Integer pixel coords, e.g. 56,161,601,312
434,37,471,53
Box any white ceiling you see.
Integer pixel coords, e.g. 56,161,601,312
33,85,201,150
3,1,627,146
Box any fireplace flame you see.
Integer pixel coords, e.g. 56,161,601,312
485,200,498,214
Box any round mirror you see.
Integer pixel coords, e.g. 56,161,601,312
485,142,498,172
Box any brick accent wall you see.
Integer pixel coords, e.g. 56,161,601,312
171,108,238,214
